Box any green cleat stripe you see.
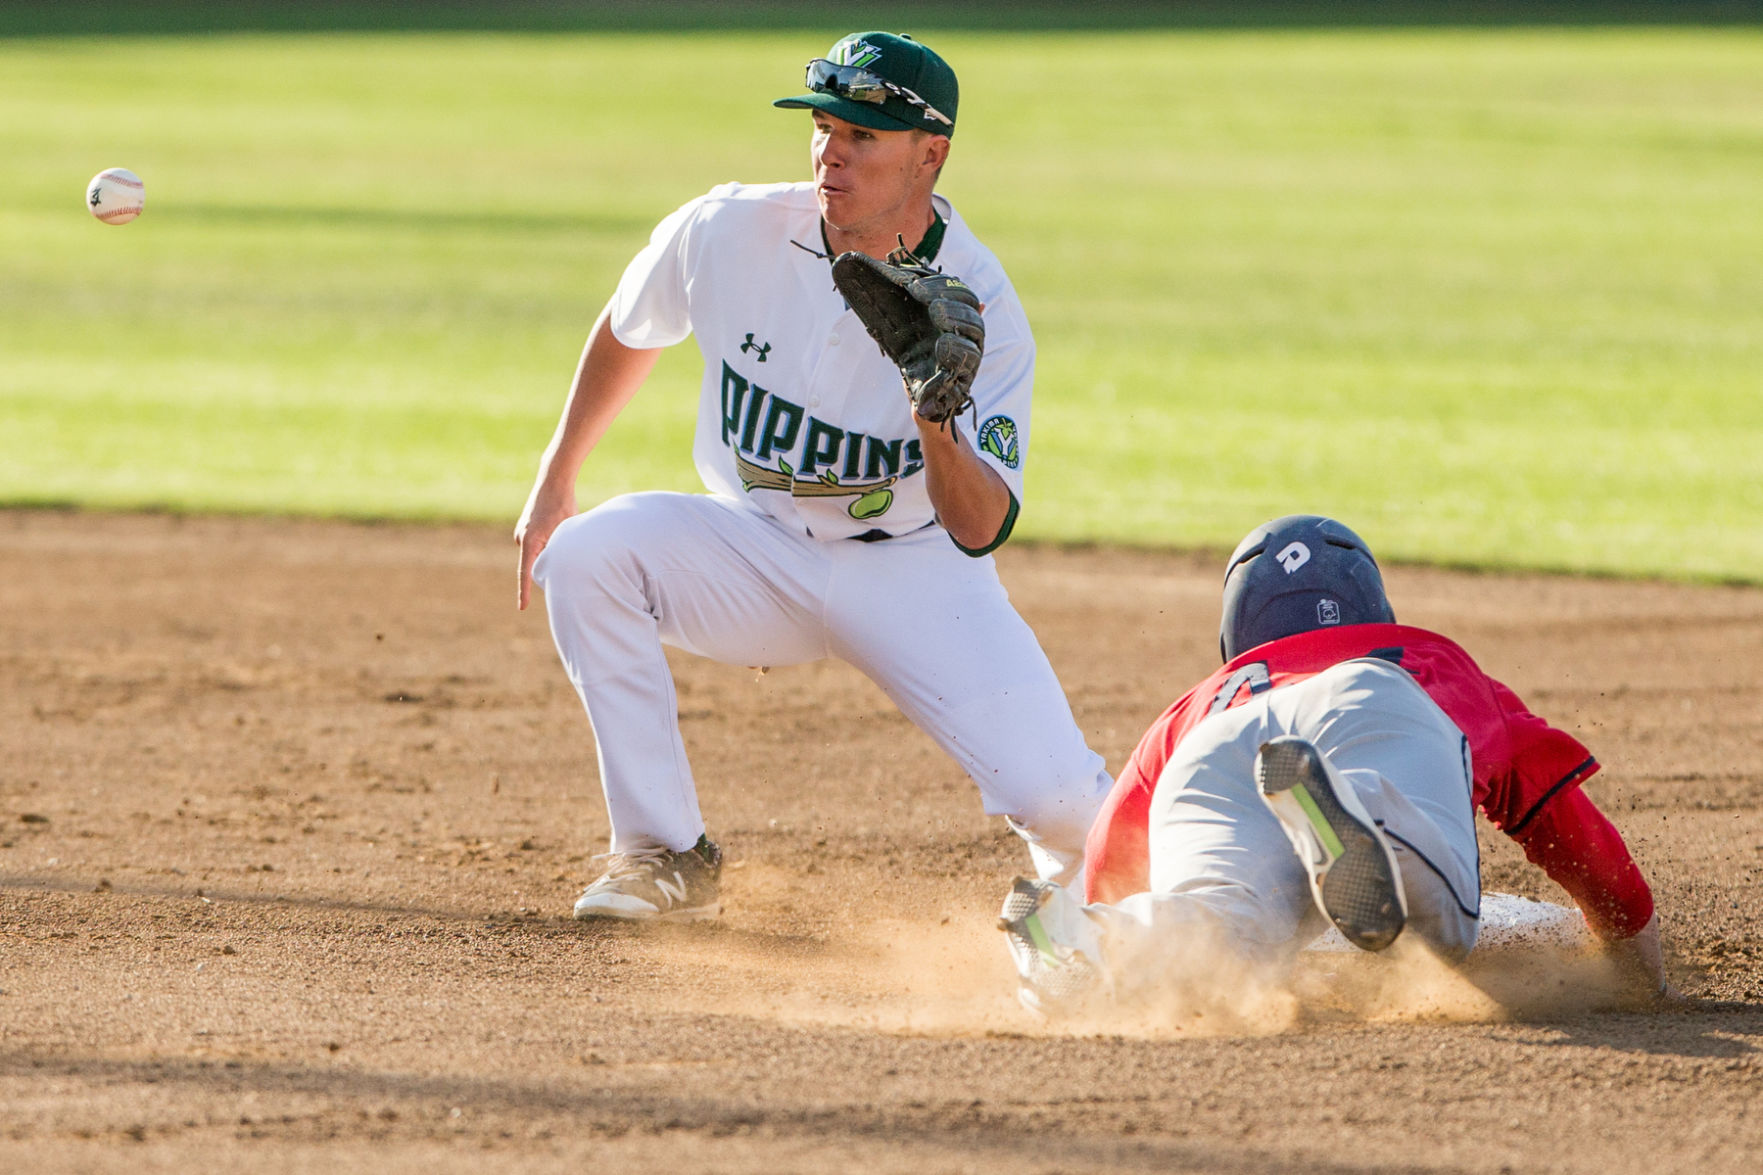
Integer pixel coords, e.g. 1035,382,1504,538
1291,784,1346,860
1023,914,1060,965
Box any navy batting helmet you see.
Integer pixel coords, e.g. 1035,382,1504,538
1219,515,1395,661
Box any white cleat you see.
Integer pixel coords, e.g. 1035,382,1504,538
572,836,722,923
997,877,1103,1015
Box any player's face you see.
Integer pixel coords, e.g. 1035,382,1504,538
811,112,946,233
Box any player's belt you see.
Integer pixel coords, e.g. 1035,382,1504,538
849,521,938,543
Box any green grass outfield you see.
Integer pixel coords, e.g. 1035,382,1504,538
3,24,1760,580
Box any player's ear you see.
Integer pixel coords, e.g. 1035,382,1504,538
920,132,950,174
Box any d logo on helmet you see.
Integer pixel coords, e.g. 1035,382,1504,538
1277,542,1311,574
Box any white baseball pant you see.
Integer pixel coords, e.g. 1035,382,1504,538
531,491,1111,880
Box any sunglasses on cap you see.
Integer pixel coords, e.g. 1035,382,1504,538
804,58,953,128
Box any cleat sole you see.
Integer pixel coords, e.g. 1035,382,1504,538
1259,737,1406,953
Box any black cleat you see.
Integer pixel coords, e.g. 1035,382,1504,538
1257,737,1407,952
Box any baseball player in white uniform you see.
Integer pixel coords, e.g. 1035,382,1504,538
514,32,1111,921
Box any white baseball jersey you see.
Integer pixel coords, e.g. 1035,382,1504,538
608,181,1032,545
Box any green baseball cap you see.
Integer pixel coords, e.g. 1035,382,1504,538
774,31,959,138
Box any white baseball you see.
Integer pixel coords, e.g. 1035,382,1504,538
86,168,145,225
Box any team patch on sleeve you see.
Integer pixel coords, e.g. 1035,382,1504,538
977,415,1021,470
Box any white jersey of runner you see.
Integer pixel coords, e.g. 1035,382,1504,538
609,180,1031,544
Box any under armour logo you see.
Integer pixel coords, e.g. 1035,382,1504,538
1276,541,1311,573
741,333,771,362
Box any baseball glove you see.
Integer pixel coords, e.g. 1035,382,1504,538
830,242,984,424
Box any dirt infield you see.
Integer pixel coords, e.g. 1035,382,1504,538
2,509,1760,1174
